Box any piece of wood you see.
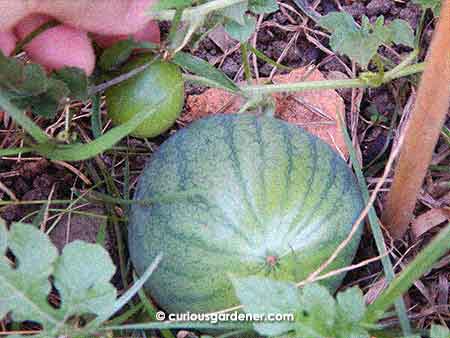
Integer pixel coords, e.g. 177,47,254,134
382,0,450,238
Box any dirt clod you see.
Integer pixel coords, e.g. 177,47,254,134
49,205,108,252
366,0,393,17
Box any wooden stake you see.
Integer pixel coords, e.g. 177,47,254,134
382,0,450,238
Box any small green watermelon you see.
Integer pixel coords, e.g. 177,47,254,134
105,57,184,138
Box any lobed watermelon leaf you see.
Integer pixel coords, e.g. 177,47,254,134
51,67,89,101
318,13,414,68
0,52,89,118
232,276,371,338
0,219,117,336
231,276,299,336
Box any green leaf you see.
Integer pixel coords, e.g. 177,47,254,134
319,11,359,37
0,222,60,327
319,13,381,67
54,241,116,317
99,40,139,71
413,0,442,16
0,52,72,118
0,52,26,93
388,19,415,47
431,325,450,338
172,51,240,92
295,284,337,338
52,67,89,101
0,219,7,254
0,221,117,335
249,0,279,14
224,14,256,42
19,78,70,118
21,64,49,96
231,276,298,336
0,90,50,143
300,284,336,326
319,13,415,67
335,288,370,338
222,1,248,25
336,287,366,323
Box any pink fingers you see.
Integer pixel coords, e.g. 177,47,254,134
0,30,17,56
15,14,96,75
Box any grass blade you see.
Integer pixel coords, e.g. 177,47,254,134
90,93,102,139
365,225,450,323
87,253,163,330
340,113,412,334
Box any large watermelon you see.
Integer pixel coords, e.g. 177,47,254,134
128,114,363,314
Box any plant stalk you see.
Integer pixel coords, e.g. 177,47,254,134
382,0,450,238
241,62,426,95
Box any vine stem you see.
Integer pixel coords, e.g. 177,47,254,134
148,0,247,21
241,62,426,96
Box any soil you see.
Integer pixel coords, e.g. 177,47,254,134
1,0,448,335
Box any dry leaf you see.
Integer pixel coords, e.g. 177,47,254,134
411,208,450,238
183,67,347,157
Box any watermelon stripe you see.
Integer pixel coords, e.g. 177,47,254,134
296,150,339,233
221,117,263,228
281,123,294,205
174,132,189,191
254,117,268,221
193,194,255,248
296,160,349,243
286,134,318,234
156,208,247,257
